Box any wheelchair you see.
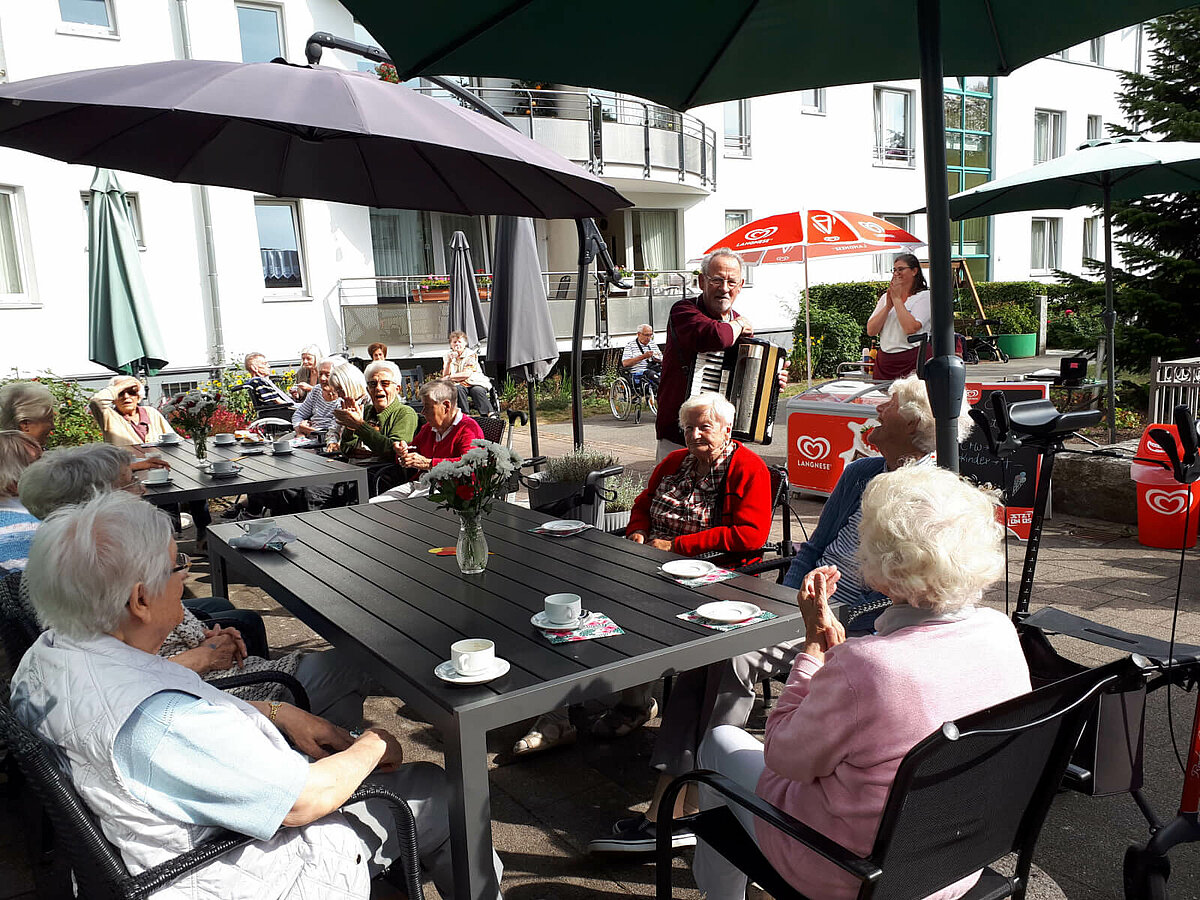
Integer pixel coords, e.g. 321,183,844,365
609,361,659,424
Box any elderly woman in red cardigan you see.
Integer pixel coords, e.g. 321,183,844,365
627,391,771,561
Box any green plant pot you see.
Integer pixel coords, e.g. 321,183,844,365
996,333,1037,358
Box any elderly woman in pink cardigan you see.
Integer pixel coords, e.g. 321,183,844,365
692,463,1032,900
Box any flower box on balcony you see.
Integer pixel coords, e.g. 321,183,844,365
413,288,491,303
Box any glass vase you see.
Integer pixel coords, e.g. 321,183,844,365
193,429,209,463
456,511,489,574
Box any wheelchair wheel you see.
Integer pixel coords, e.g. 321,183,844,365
609,378,632,420
1124,846,1169,900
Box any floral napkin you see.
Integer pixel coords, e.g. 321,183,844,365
660,567,741,588
677,609,778,631
538,612,624,644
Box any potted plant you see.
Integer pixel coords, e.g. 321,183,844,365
525,447,622,526
989,302,1039,359
475,270,492,301
602,471,645,533
416,276,451,303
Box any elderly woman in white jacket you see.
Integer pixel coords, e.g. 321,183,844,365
10,491,505,899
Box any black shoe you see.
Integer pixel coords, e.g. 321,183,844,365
587,814,695,854
221,503,245,519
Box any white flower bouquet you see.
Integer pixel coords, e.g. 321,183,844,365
420,439,522,516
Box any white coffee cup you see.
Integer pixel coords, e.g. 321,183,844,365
158,433,181,445
451,638,495,676
210,459,235,475
544,593,582,625
214,433,236,445
273,438,292,453
144,468,169,485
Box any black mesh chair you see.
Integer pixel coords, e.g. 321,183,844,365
0,699,424,899
655,656,1143,900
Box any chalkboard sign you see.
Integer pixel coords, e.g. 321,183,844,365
960,382,1049,540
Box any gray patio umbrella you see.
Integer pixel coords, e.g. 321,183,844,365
948,138,1200,443
344,0,1194,470
447,230,487,349
87,167,168,376
487,216,558,455
0,59,629,220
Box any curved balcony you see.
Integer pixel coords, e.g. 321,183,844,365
419,85,717,190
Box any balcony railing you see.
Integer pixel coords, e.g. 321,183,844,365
338,270,696,355
415,84,717,188
874,144,916,166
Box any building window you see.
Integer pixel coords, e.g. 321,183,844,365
236,3,284,63
1089,36,1104,65
1031,217,1061,273
1049,48,1067,59
254,200,305,293
799,89,825,115
723,210,753,284
58,0,116,35
632,209,679,271
872,214,914,276
874,88,914,166
1087,115,1103,142
0,188,30,302
945,77,993,281
81,191,145,249
1083,215,1102,263
1034,109,1064,164
160,380,200,397
723,100,751,157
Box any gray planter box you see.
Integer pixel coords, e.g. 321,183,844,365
526,471,610,527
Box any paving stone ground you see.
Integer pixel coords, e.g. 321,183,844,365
4,368,1198,898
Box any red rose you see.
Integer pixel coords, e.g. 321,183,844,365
455,484,476,501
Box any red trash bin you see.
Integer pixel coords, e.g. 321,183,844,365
1132,424,1200,549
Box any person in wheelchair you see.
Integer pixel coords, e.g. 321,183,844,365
691,463,1030,900
11,491,505,899
622,323,662,392
442,331,495,416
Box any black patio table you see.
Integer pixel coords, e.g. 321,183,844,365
206,498,806,900
137,439,367,508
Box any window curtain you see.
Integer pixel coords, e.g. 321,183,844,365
635,210,677,270
0,194,23,294
1031,220,1047,269
371,209,430,276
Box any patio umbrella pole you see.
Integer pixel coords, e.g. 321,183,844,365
803,254,812,386
571,220,593,450
526,379,540,457
916,0,965,472
1103,181,1118,444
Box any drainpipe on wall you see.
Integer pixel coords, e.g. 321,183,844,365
173,0,225,370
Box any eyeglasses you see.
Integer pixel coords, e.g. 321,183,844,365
118,477,146,495
118,387,142,398
706,277,741,288
172,552,192,574
366,379,394,388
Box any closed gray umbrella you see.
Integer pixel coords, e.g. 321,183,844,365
948,138,1200,443
87,168,168,376
0,59,629,219
487,216,558,454
447,231,487,349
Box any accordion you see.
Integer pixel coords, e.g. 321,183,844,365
688,338,784,444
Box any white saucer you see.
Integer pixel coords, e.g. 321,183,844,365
662,559,718,578
695,600,761,624
541,519,587,533
270,448,294,456
156,438,183,447
434,658,511,685
142,477,172,487
202,463,243,479
212,439,237,448
240,445,266,454
531,609,590,631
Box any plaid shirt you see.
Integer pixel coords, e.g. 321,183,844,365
647,441,737,541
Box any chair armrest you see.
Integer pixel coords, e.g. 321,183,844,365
519,455,547,471
506,409,528,427
346,784,422,899
207,671,311,712
660,770,883,884
124,831,256,898
737,557,794,578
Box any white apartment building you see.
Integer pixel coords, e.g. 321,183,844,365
0,2,1146,385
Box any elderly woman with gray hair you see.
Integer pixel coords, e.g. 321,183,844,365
89,374,177,446
0,381,57,446
0,430,43,571
689,463,1030,900
17,443,373,726
10,491,504,898
331,360,417,462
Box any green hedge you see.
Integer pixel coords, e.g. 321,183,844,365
790,300,863,378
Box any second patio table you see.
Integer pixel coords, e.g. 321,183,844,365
137,439,367,507
206,498,808,900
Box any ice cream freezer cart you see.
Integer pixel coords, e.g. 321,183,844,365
786,380,1049,539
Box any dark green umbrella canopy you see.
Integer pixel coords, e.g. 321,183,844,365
343,0,1188,110
88,168,168,376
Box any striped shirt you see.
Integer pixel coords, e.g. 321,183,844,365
291,388,339,433
814,506,867,607
0,497,39,572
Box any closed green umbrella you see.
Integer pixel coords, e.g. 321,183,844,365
87,168,168,375
343,0,1194,469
